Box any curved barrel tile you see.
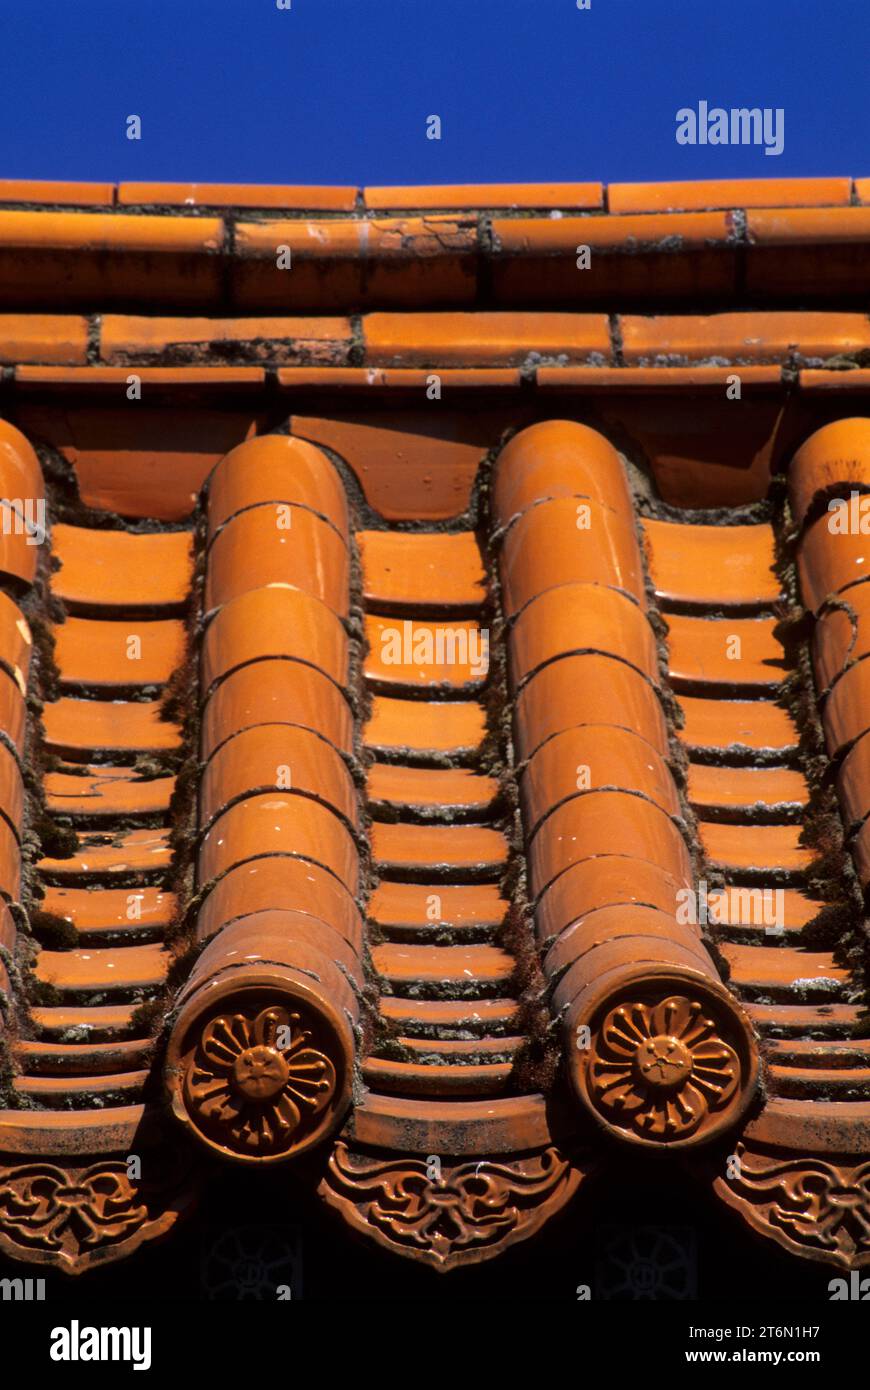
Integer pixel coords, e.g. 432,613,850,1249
799,422,870,800
199,723,357,831
796,419,870,900
206,433,350,544
165,912,359,1163
201,584,348,694
0,418,46,589
520,725,680,837
196,856,363,954
509,582,658,688
0,421,41,1040
514,652,669,761
201,658,354,760
493,419,635,524
493,419,760,1148
789,417,870,530
198,794,359,891
812,583,870,693
500,496,647,620
792,421,870,614
702,418,870,1270
165,435,361,1163
203,504,350,618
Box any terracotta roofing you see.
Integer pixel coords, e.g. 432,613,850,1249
0,176,870,1284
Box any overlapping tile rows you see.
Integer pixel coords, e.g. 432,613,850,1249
0,174,857,210
639,442,870,1271
0,422,197,1273
5,308,870,370
317,483,589,1269
643,509,862,1061
0,177,869,1284
0,175,869,313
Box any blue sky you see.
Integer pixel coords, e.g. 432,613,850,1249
0,0,866,184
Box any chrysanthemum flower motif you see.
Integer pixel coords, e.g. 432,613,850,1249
588,995,740,1141
184,1005,336,1156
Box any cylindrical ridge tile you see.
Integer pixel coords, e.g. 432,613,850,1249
165,911,358,1162
508,582,658,689
0,424,38,1010
0,591,32,695
171,437,360,1165
200,723,357,831
836,730,870,830
201,659,353,759
820,659,870,757
500,496,646,620
514,653,669,761
197,793,359,893
206,434,349,543
493,416,758,1149
0,740,24,838
542,904,708,983
521,726,680,838
792,426,870,902
201,585,348,692
0,796,21,898
811,585,870,692
196,856,363,954
493,420,635,528
0,419,46,589
535,855,690,948
197,912,362,995
527,790,691,900
789,418,870,529
0,417,46,503
797,511,870,614
0,669,27,754
204,504,350,618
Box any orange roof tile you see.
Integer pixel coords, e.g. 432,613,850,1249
3,175,870,1285
363,310,612,366
118,182,358,210
365,182,602,210
0,179,115,205
608,176,852,214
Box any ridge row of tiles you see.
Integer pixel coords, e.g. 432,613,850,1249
0,421,42,1013
164,433,363,1164
0,176,867,212
16,365,866,402
1,202,870,310
490,419,760,1149
2,310,870,369
791,418,870,892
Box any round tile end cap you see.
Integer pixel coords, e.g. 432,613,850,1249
567,964,759,1150
165,967,354,1164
